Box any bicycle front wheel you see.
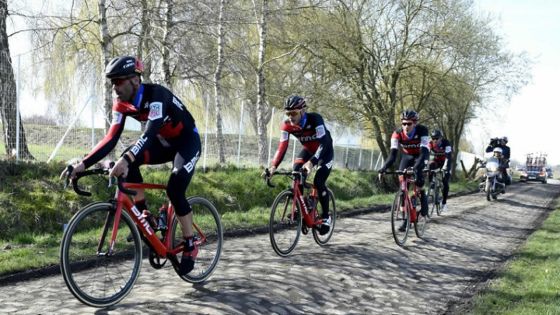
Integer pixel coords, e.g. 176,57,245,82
60,202,142,307
427,185,436,218
435,183,443,216
391,191,410,247
414,209,428,238
172,196,223,283
312,189,336,246
269,190,302,257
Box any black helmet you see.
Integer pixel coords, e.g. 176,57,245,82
284,95,306,110
401,109,419,121
431,129,443,139
105,56,144,79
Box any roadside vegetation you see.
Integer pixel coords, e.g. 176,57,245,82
0,160,477,276
470,201,560,314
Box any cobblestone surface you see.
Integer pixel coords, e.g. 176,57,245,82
0,182,558,314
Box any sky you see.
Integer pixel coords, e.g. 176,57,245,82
470,0,560,165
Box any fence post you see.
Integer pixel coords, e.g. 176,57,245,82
15,55,20,161
267,107,275,165
202,92,209,172
91,80,96,149
236,100,244,166
47,96,93,163
374,153,383,170
370,149,374,170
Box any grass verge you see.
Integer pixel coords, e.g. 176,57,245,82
469,203,560,314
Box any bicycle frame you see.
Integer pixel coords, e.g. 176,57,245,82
285,174,322,228
398,174,420,223
100,182,207,260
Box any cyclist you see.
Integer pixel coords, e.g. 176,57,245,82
264,95,334,235
428,129,452,212
61,56,200,275
378,109,430,231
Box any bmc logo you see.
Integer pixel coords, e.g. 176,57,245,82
183,151,201,173
299,135,317,142
130,135,148,156
131,205,153,236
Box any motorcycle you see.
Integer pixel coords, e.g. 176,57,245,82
480,156,506,201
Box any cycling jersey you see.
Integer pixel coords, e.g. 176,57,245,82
390,124,430,155
271,112,333,168
82,83,198,168
429,138,452,164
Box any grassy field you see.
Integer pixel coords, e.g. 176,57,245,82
469,202,560,314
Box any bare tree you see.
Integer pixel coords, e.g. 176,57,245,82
214,0,227,164
0,0,33,159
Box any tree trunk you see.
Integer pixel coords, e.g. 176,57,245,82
162,0,173,87
98,0,112,132
214,0,227,165
0,0,33,159
254,0,270,166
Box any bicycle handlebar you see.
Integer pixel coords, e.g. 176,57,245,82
264,168,311,189
64,164,137,196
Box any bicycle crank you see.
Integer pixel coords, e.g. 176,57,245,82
148,249,167,269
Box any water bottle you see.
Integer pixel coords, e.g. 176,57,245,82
157,205,168,230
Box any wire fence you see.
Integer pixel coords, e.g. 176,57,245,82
1,54,384,171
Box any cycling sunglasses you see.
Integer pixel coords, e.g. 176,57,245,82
285,110,301,117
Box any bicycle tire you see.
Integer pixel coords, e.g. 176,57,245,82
269,190,302,256
312,189,336,245
391,191,410,247
414,207,428,238
171,196,223,283
435,182,443,216
60,202,142,307
427,185,436,218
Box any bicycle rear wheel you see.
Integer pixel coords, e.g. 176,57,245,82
312,189,336,246
269,190,302,256
391,191,410,247
60,202,142,307
171,196,223,283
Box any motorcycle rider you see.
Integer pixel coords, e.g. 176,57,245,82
486,137,511,185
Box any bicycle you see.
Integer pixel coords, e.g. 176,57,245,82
426,168,444,217
60,165,223,307
382,168,428,247
265,169,336,257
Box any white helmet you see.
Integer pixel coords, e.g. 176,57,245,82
493,147,503,155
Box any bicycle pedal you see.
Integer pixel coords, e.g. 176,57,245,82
301,225,308,235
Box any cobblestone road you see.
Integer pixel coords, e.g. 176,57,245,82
1,182,558,314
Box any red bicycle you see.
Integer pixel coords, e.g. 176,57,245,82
265,169,336,256
384,168,428,246
60,166,223,307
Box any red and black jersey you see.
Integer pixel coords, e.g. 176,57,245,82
82,84,197,168
271,112,333,167
429,138,452,163
390,124,430,156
